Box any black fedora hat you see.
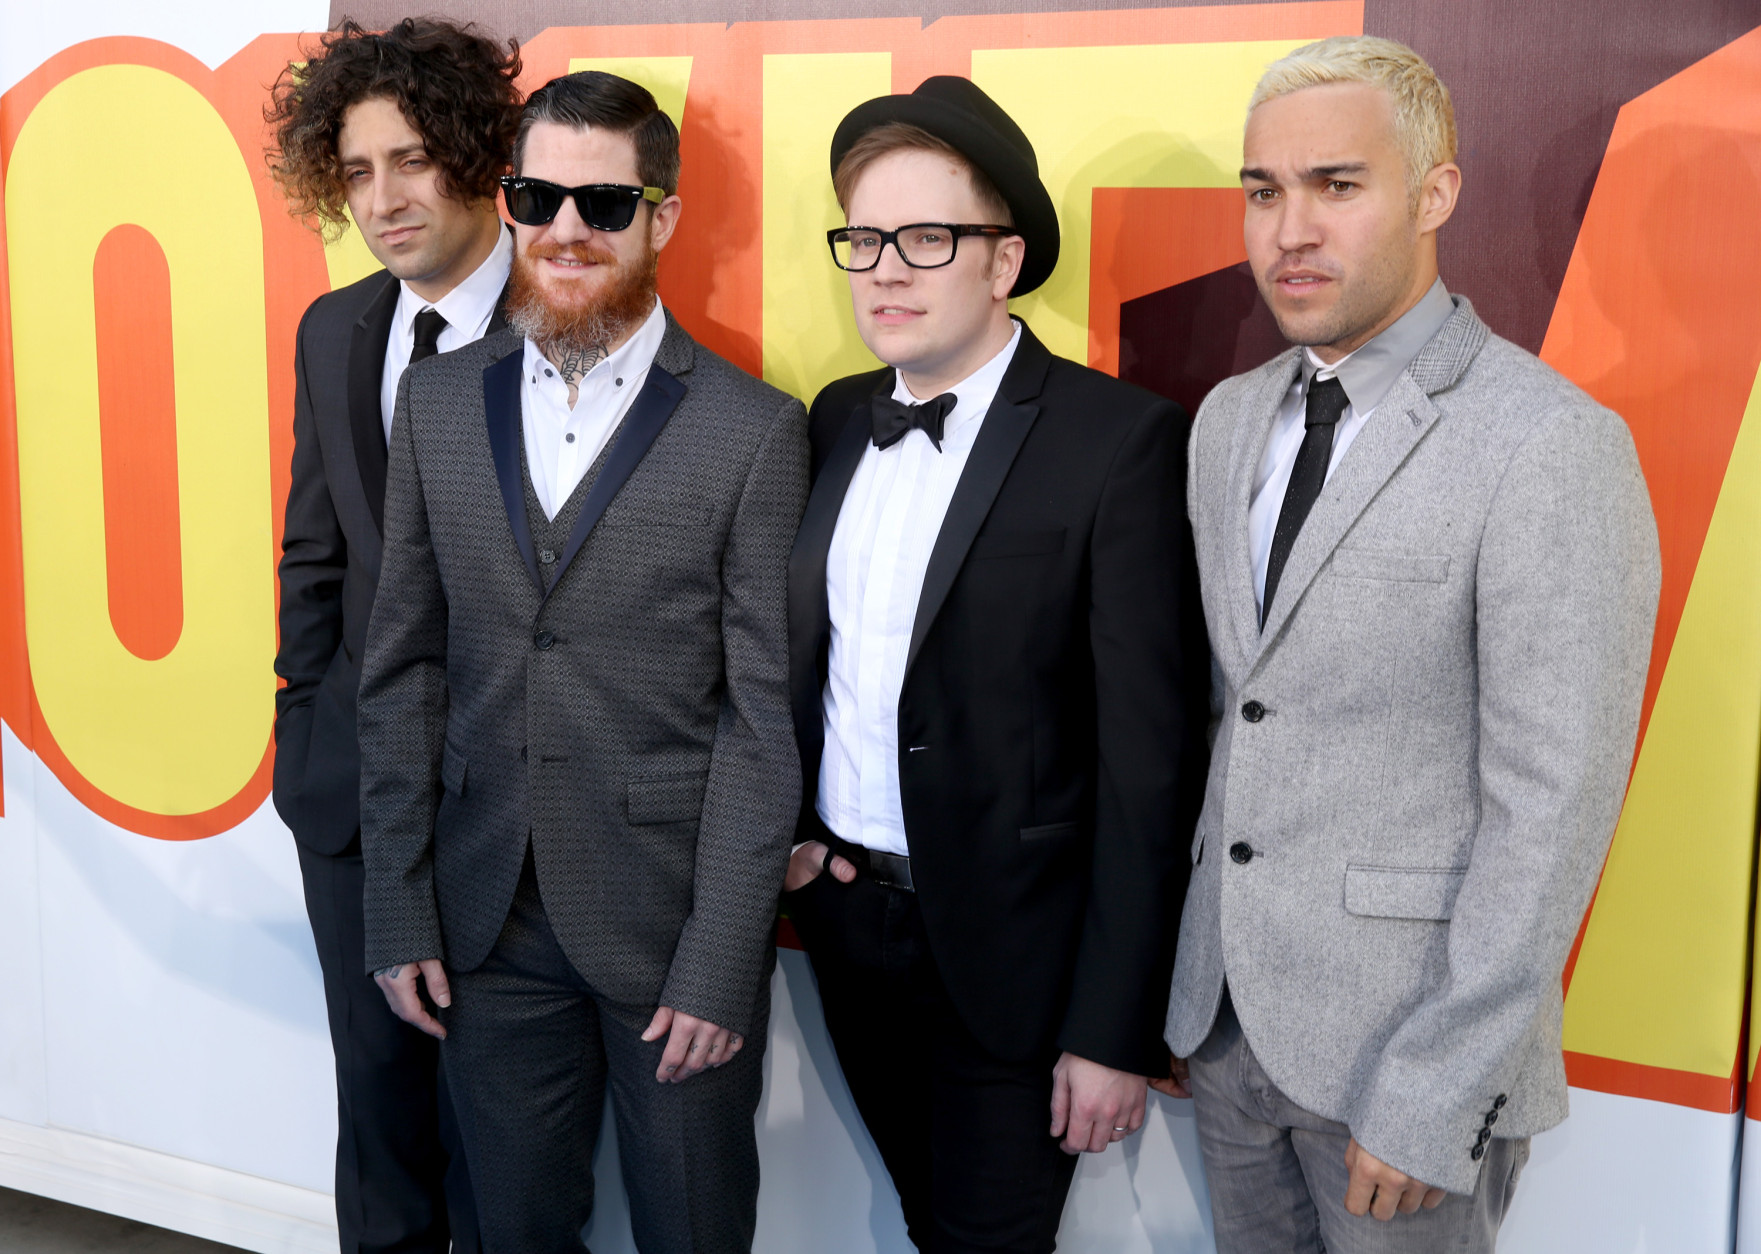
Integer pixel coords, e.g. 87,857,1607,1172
829,76,1060,297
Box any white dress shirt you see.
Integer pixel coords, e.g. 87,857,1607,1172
817,323,1023,856
380,226,514,441
1247,279,1457,609
521,296,667,520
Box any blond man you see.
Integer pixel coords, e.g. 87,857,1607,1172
1157,36,1659,1253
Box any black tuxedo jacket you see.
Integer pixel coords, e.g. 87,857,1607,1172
789,320,1211,1075
272,267,507,855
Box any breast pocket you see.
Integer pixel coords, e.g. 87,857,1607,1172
1019,821,1082,844
1329,549,1450,583
597,505,712,529
1344,864,1468,920
970,528,1066,560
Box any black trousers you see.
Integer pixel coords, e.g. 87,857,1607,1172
784,870,1079,1254
297,840,479,1254
440,854,770,1254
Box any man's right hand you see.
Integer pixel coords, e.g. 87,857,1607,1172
783,841,857,892
1148,1052,1191,1099
374,958,451,1040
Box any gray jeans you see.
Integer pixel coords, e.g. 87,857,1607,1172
1187,993,1528,1254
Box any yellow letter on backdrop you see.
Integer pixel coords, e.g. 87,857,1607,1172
7,63,274,817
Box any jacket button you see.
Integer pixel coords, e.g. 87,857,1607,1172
1241,700,1265,723
1470,1143,1485,1161
1494,1095,1507,1109
1229,842,1254,865
1485,1109,1498,1127
1476,1126,1491,1144
534,631,555,650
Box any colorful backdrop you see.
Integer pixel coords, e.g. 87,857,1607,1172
1,1,1759,1250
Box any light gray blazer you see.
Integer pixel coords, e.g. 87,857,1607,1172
1164,297,1660,1194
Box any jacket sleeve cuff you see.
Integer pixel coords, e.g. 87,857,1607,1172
1353,1090,1511,1196
362,918,445,977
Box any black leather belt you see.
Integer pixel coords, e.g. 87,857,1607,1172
820,827,915,892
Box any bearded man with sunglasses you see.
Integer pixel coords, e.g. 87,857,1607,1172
357,70,807,1253
782,77,1210,1252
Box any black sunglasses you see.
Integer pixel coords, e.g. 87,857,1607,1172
499,176,666,231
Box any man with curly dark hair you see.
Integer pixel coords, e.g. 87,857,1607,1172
267,18,521,1254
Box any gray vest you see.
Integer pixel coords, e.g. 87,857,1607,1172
521,418,628,591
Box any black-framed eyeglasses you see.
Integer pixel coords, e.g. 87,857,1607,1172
827,223,1015,271
499,176,666,231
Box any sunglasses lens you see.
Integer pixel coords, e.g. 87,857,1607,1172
577,187,641,232
506,181,564,225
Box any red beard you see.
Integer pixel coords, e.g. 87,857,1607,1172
504,237,658,355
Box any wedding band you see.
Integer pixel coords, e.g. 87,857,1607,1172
1113,1126,1127,1133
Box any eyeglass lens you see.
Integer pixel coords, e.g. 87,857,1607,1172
832,226,960,270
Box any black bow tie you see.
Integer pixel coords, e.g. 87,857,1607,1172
870,392,957,452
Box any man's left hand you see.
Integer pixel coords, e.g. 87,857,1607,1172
1049,1052,1148,1154
1344,1137,1447,1220
642,1006,744,1084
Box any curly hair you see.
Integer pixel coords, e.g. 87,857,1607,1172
266,18,522,239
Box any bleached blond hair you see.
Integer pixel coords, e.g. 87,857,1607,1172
1249,36,1457,205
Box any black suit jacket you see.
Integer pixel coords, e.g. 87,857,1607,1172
273,266,507,855
788,320,1210,1075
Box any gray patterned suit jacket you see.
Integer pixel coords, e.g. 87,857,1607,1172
358,314,808,1036
1163,297,1660,1194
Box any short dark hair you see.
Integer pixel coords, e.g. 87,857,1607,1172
514,71,681,195
266,18,522,237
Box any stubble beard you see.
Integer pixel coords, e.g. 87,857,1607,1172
1259,230,1420,355
505,237,659,363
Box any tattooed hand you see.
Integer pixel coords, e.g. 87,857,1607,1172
374,957,451,1040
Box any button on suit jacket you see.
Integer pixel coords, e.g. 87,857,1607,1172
359,316,808,1035
790,321,1212,1075
1164,297,1661,1193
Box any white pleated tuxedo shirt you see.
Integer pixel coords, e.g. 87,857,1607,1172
379,226,513,442
816,323,1022,856
1247,278,1456,610
520,297,666,520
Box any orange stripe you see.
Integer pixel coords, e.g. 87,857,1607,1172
1564,1049,1743,1115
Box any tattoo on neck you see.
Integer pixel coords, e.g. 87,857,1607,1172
553,343,608,388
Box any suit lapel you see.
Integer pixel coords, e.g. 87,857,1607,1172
482,348,542,590
1223,352,1302,672
789,386,884,749
1251,299,1489,654
348,275,400,534
545,365,686,600
904,325,1049,678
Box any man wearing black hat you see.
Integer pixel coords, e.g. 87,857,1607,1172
783,76,1211,1252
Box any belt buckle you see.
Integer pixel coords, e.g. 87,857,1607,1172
867,851,915,893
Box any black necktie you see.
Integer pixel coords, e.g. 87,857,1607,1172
1261,375,1349,629
871,392,957,452
409,309,449,364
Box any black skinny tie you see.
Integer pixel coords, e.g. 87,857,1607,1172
409,309,449,364
1261,375,1349,629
